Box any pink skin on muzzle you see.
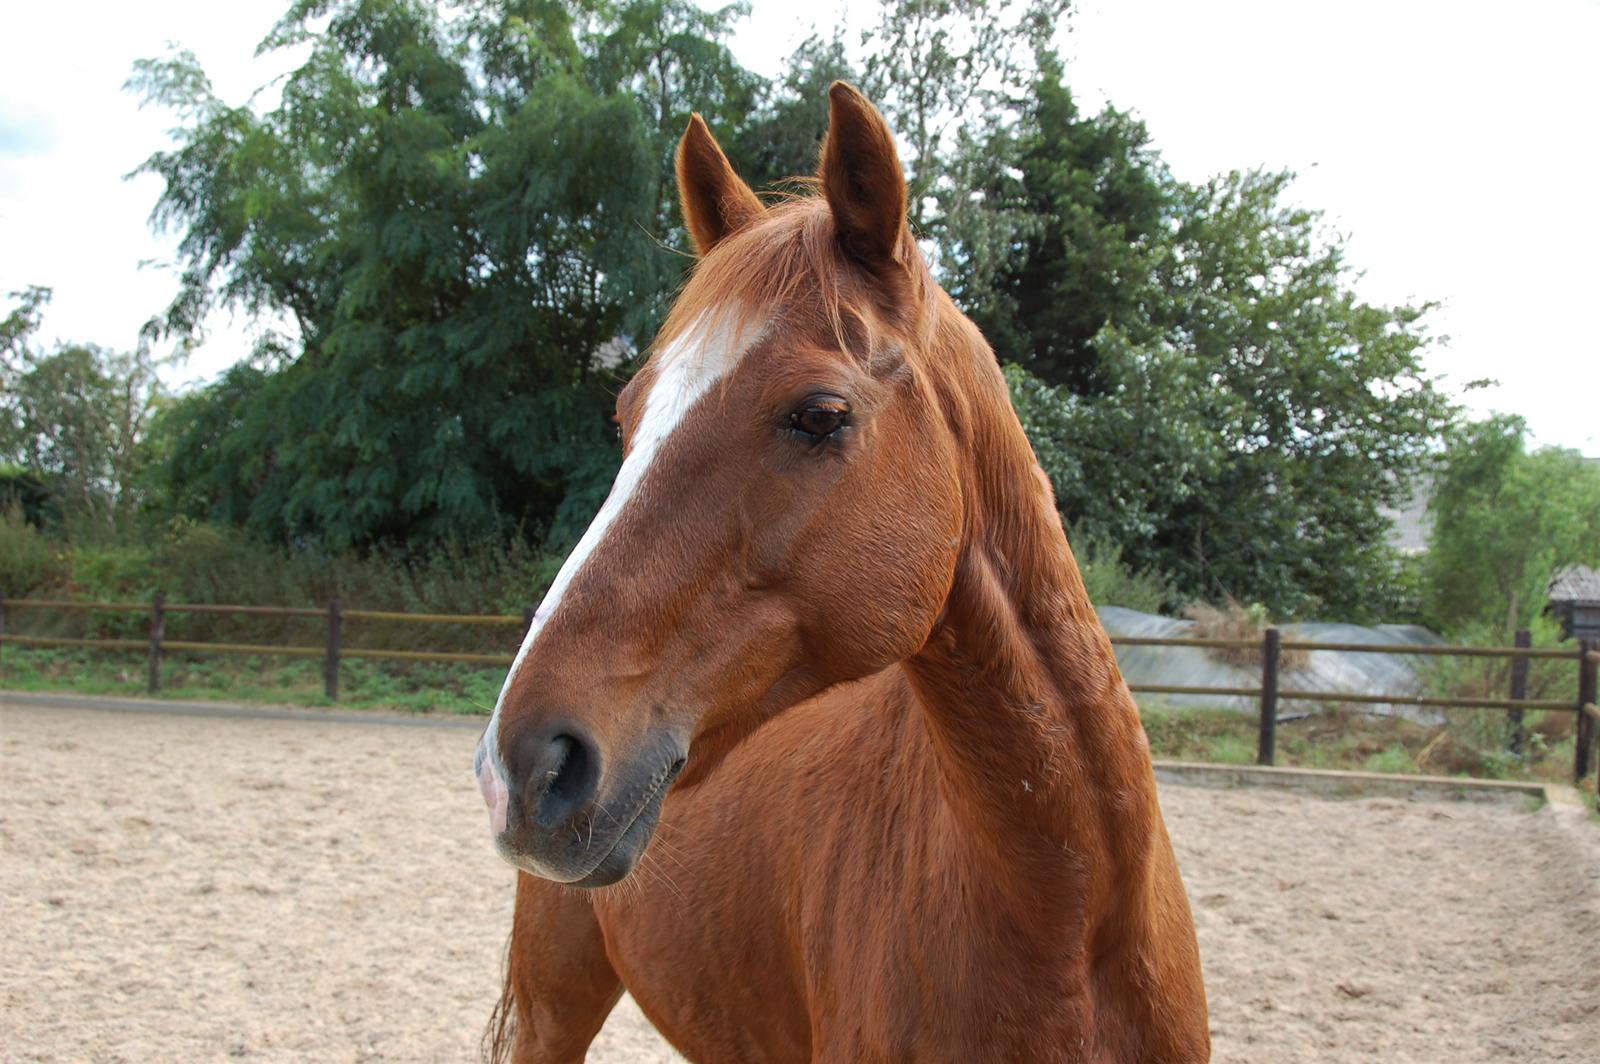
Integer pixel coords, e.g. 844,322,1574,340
477,747,509,836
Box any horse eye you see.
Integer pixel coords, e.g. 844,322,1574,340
790,401,849,439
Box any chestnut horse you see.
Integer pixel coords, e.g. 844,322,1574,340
474,84,1208,1063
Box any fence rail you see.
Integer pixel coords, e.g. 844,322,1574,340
2,595,1596,784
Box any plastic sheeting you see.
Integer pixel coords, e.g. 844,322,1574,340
1098,606,1449,722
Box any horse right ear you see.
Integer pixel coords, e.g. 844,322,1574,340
677,113,764,257
819,82,910,267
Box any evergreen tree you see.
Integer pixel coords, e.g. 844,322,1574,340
946,54,1170,394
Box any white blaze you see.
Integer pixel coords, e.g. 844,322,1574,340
475,311,760,834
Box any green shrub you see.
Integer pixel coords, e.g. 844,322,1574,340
1137,704,1259,763
56,543,155,637
1207,735,1257,765
68,544,156,601
1415,615,1578,763
0,501,55,596
1070,524,1175,613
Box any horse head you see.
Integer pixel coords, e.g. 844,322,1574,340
476,84,989,886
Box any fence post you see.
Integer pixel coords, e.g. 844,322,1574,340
147,590,166,694
1577,638,1597,785
1508,628,1530,757
521,606,537,645
324,599,343,702
1257,627,1280,766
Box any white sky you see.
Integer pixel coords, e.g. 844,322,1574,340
2,1,1596,451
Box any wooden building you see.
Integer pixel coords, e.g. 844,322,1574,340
1548,564,1600,641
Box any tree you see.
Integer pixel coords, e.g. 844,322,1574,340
862,0,1070,235
126,0,1459,623
1423,416,1600,637
0,285,50,360
1007,168,1457,619
944,54,1171,394
132,0,761,549
736,33,857,190
1,288,165,532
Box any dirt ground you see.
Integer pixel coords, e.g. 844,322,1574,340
3,696,1598,1063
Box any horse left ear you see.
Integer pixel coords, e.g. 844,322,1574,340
677,113,765,256
819,82,910,266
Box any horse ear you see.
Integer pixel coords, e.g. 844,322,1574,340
677,113,764,256
819,82,909,266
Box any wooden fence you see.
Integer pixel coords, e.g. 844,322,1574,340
3,594,1597,784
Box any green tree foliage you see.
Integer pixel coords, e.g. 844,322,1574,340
132,0,756,549
1423,416,1600,637
863,0,1070,233
0,285,51,358
1147,171,1454,618
1,288,165,534
1000,167,1456,618
736,33,857,190
940,58,1456,618
947,54,1170,393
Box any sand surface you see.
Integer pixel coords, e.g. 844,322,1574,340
3,696,1598,1062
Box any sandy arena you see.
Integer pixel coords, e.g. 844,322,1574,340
3,694,1598,1062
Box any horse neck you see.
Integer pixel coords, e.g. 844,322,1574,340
901,321,1159,875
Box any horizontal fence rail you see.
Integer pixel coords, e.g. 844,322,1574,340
1113,633,1584,659
2,596,1596,784
339,609,524,625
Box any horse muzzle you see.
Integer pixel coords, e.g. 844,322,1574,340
474,721,686,887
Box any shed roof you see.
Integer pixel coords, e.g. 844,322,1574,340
1548,564,1600,604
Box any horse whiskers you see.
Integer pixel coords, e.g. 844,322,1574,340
639,845,688,894
636,848,684,903
644,829,691,878
585,799,627,852
648,838,689,875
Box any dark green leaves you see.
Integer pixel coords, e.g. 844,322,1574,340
133,0,751,549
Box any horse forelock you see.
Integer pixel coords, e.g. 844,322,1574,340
656,197,939,373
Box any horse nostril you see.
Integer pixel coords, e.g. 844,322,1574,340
530,731,601,830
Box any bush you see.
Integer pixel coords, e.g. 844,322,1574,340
1,519,566,654
67,544,156,601
0,501,55,595
1414,615,1579,763
1070,524,1176,613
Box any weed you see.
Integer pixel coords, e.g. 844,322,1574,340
1362,745,1416,775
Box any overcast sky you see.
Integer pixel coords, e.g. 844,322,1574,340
2,1,1595,451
